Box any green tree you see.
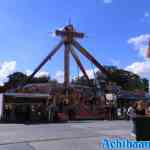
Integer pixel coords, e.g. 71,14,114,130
29,76,50,83
96,66,149,92
4,72,52,90
4,72,28,89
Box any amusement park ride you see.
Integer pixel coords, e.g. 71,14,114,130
147,40,150,58
3,24,114,121
5,25,150,122
1,23,115,122
27,24,110,101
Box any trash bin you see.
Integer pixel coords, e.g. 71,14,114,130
133,116,150,141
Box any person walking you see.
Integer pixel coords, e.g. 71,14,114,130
127,104,136,120
127,103,137,137
127,100,146,138
48,100,55,122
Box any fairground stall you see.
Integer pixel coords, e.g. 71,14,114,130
2,93,49,122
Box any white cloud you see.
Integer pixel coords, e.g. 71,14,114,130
25,70,49,78
125,61,150,76
0,61,16,85
54,70,64,83
127,34,150,90
79,68,99,79
103,0,112,4
144,12,150,17
54,68,100,83
125,61,150,90
128,34,150,58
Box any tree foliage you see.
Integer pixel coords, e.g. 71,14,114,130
103,67,149,92
73,66,149,92
0,66,149,93
4,72,28,89
2,72,56,92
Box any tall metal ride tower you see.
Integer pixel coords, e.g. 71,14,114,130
28,24,109,101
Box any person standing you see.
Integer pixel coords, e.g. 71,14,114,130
117,108,122,120
135,100,146,116
127,100,146,138
127,103,137,137
127,104,136,120
5,105,10,121
48,100,55,122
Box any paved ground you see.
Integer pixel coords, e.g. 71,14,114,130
0,120,132,150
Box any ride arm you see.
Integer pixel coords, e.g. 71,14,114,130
72,40,110,78
28,40,63,81
70,47,90,82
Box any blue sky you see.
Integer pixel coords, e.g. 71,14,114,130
0,0,150,84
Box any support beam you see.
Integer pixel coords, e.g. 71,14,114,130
55,30,84,39
70,47,90,82
72,40,109,77
64,43,70,100
28,41,63,81
55,24,84,39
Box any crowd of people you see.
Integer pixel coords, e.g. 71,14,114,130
3,97,150,124
106,100,150,120
126,100,150,137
